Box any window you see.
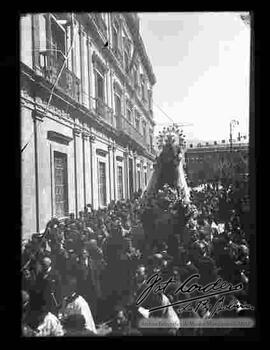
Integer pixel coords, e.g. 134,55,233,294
124,39,130,73
144,172,147,187
66,24,73,71
142,121,146,138
136,118,140,132
51,17,66,64
148,89,153,110
114,93,121,115
135,112,140,132
117,166,124,200
141,78,147,102
129,158,134,196
54,152,68,217
112,21,120,53
81,31,89,108
137,170,141,190
124,51,129,73
150,133,153,148
38,14,48,68
127,107,132,123
133,64,138,88
73,21,81,79
39,14,47,53
98,161,107,206
95,70,104,101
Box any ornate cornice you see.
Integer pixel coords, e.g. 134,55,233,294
89,134,96,143
21,96,35,111
82,132,90,140
73,127,82,136
47,131,73,145
116,156,123,162
33,107,45,122
96,148,108,157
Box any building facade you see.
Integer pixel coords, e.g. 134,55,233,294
21,13,156,239
185,141,249,185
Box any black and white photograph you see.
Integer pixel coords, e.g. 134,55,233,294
20,11,256,337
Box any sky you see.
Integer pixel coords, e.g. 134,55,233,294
139,12,251,144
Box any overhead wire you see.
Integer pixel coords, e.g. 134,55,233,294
152,101,176,124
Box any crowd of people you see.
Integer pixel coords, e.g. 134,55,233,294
21,178,252,337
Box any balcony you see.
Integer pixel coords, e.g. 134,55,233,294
39,50,81,103
95,98,115,128
116,114,148,150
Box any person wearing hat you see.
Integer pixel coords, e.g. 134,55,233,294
34,256,62,316
26,233,50,277
76,248,97,317
88,240,106,295
65,249,79,278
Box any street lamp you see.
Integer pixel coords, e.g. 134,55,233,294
229,119,239,151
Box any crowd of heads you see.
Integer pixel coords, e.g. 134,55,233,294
21,178,252,336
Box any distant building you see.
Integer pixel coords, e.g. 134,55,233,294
21,13,156,238
185,141,249,185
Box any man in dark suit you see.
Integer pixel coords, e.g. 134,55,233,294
34,257,62,316
77,249,97,319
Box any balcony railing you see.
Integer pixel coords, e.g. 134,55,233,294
39,50,81,103
116,114,148,150
95,98,115,128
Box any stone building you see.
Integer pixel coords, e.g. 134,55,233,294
185,141,249,185
20,13,156,239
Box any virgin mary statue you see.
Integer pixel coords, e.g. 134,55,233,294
141,125,190,204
